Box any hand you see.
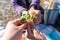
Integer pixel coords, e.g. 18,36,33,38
29,7,41,24
1,18,27,40
27,22,46,40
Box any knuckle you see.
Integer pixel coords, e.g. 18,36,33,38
36,10,40,13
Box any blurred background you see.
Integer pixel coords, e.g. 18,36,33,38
0,0,20,26
0,0,60,40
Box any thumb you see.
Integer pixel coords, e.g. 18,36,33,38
18,23,27,30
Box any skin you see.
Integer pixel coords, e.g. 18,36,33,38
27,22,46,40
1,18,27,40
29,6,41,24
1,7,46,40
22,6,41,24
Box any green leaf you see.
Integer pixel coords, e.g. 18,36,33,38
31,14,37,19
22,11,30,20
26,14,30,20
21,17,26,22
21,11,37,22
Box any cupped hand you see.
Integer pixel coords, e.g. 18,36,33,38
27,22,46,40
1,18,27,40
29,7,41,24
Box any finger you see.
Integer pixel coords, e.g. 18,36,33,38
12,17,23,23
27,24,32,34
31,10,40,18
29,22,35,29
27,24,34,38
29,22,36,33
29,10,35,16
34,10,40,14
10,17,25,26
18,23,27,30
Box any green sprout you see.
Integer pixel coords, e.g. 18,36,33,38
31,14,37,20
21,11,37,22
21,17,26,22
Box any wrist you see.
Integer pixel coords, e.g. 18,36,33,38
30,6,35,10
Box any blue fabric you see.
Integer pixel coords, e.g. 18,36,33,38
48,9,59,25
35,24,60,40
